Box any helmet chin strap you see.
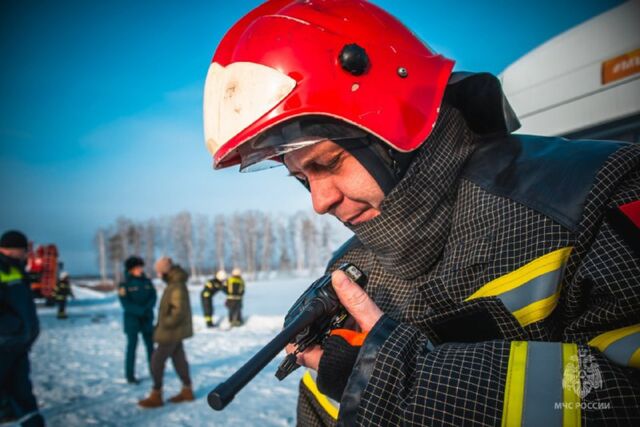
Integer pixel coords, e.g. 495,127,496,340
336,136,416,195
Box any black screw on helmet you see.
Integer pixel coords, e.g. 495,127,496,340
0,230,28,249
124,256,145,271
339,44,369,76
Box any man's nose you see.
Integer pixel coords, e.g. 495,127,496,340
309,178,341,215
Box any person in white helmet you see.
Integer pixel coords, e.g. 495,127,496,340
201,270,227,327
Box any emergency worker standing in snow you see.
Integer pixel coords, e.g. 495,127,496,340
201,270,226,327
203,1,640,425
53,271,73,319
225,268,245,327
0,231,44,427
119,256,156,384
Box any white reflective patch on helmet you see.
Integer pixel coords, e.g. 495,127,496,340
203,61,296,159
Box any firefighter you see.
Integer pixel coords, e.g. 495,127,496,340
201,270,226,327
0,230,45,426
53,271,73,319
118,256,156,384
203,1,640,424
225,268,245,327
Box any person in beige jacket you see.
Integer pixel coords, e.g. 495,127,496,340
138,257,194,408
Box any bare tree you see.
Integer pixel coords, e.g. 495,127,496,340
94,229,108,282
214,215,226,272
143,220,157,277
127,223,142,257
230,213,244,272
194,214,209,276
301,214,318,271
107,232,125,284
260,214,273,275
290,213,306,271
243,211,259,278
276,220,292,273
172,211,196,277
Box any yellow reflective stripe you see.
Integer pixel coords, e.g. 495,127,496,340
629,348,640,369
512,290,561,327
302,370,338,420
467,247,573,300
0,266,23,284
501,341,528,427
562,344,581,427
588,324,640,351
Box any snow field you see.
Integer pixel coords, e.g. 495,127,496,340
26,276,315,426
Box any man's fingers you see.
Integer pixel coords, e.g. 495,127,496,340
332,270,383,331
285,343,322,371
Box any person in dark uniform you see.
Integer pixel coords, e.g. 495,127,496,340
201,269,226,327
225,268,245,327
52,272,73,320
0,230,45,426
204,3,640,424
118,256,156,384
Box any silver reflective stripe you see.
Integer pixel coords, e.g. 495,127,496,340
498,268,563,312
601,331,640,367
522,341,563,427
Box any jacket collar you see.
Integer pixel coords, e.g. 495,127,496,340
348,106,478,279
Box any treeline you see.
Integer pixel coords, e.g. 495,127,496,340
95,210,350,283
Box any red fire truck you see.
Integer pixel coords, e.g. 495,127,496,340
27,244,59,301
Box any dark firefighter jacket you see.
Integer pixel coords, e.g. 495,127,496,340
0,254,39,353
154,265,193,344
53,279,73,301
297,75,640,426
226,276,245,300
202,278,224,299
118,272,156,335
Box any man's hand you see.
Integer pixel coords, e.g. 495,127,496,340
285,269,384,371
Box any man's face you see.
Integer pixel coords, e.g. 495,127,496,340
284,140,384,225
129,266,144,277
0,247,27,261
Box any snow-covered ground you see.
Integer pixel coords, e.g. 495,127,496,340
23,276,316,426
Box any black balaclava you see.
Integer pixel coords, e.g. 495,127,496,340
335,136,416,195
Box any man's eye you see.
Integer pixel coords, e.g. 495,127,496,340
324,153,342,170
289,173,308,184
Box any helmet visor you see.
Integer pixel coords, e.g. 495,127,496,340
237,116,368,172
203,61,297,162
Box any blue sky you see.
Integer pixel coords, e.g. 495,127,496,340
0,0,623,274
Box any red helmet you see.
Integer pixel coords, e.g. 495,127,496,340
204,0,454,169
